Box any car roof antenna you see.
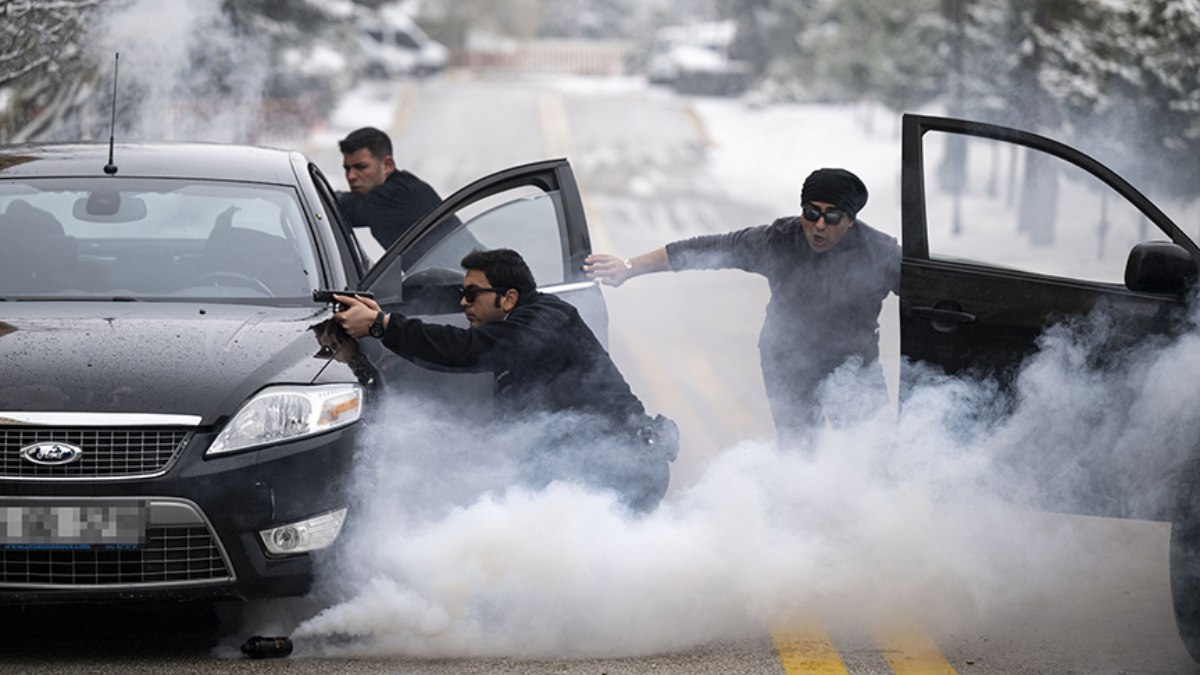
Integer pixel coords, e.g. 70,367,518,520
103,52,119,175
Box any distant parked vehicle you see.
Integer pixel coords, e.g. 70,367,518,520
643,21,750,97
357,4,449,78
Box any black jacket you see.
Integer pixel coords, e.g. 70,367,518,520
337,170,443,249
666,216,900,388
380,291,646,426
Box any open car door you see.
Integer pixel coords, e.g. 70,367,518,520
898,113,1200,663
898,113,1200,519
358,158,605,421
899,113,1198,386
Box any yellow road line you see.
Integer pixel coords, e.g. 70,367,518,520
537,81,955,675
875,624,957,674
609,329,717,451
536,88,771,477
682,100,714,148
772,622,850,675
390,81,418,139
536,92,575,162
536,92,709,433
536,91,606,254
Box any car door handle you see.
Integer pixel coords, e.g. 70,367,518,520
909,304,977,333
909,306,977,323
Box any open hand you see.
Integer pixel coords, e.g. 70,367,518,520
583,253,632,287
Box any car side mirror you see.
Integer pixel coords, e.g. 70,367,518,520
1125,241,1198,294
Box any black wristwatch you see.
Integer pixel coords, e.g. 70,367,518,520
368,310,386,339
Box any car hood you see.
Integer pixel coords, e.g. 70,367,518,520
0,302,348,423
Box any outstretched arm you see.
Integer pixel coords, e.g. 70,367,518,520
583,247,671,287
332,294,490,369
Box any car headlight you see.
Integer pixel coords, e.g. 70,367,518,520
259,508,347,556
207,384,363,456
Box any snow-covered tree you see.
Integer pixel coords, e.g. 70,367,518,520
0,0,116,142
537,0,641,38
0,0,376,143
1051,0,1200,205
957,0,1200,231
726,0,945,108
0,0,107,88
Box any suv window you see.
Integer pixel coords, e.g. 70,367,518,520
922,131,1157,285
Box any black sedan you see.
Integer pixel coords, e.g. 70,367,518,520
0,142,603,602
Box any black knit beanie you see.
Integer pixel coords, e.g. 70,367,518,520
800,168,868,218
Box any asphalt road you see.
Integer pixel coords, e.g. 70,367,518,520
0,514,1193,673
288,69,1200,673
7,70,1199,674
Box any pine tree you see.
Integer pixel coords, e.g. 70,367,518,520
1064,0,1200,207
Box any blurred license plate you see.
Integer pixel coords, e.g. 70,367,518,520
0,502,147,549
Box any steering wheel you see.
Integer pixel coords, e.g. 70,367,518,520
188,271,274,296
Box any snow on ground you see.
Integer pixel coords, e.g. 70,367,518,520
306,81,404,157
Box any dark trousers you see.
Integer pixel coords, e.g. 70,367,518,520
518,418,672,514
763,357,888,450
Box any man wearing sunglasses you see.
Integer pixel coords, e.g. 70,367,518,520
333,248,674,513
583,167,900,447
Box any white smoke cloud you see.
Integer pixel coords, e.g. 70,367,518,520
92,0,271,143
219,294,1200,659
63,2,1200,661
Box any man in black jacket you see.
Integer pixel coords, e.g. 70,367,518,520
334,248,674,513
337,126,444,249
584,168,900,446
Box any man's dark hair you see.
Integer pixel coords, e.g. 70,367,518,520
338,127,392,161
461,248,537,296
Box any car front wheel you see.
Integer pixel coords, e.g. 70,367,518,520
1169,458,1200,663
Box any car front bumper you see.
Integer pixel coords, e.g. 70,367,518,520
0,423,359,604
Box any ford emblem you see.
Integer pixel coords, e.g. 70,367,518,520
19,442,84,466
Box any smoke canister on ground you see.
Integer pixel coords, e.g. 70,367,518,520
240,636,293,658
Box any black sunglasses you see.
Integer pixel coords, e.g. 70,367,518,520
458,286,508,303
801,204,848,226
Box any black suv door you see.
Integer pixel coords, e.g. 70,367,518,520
899,114,1198,385
898,113,1200,664
359,159,606,419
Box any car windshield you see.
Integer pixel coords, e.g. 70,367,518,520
0,177,320,302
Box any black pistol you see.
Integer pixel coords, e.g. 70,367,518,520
313,289,375,309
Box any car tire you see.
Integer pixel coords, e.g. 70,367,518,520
1169,457,1200,663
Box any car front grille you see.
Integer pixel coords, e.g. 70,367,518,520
0,428,190,479
0,525,232,587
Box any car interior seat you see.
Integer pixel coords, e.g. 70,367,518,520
200,206,310,297
112,242,182,293
0,199,75,293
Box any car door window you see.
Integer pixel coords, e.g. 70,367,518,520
922,131,1157,285
404,187,567,285
356,160,599,420
900,114,1197,389
364,159,590,307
